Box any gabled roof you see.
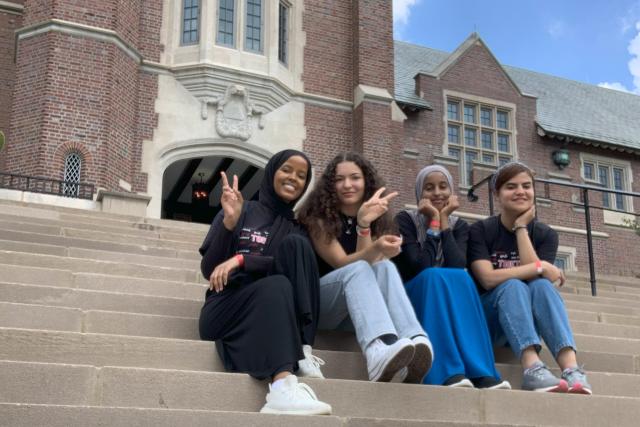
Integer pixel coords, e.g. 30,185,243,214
395,38,640,153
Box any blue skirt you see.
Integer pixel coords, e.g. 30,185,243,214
404,268,501,385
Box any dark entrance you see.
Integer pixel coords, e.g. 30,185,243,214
161,156,264,224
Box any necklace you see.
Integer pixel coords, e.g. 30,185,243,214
341,214,355,235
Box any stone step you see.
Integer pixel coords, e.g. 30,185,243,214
566,273,640,289
0,229,197,260
0,239,200,269
0,360,637,426
0,326,637,378
0,252,201,283
0,213,204,244
0,404,346,427
0,199,210,235
561,292,640,311
567,281,640,296
7,300,640,352
0,283,202,318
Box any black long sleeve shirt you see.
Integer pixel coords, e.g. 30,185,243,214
393,211,470,282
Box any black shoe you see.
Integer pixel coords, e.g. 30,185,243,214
471,376,512,390
443,374,473,388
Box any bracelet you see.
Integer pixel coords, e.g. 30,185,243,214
535,260,543,275
429,220,441,228
512,224,528,232
234,254,244,268
356,225,371,237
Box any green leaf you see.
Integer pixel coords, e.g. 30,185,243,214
0,130,4,151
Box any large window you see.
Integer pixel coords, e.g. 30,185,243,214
278,2,289,64
245,0,263,53
446,97,514,186
582,156,632,212
181,0,200,45
217,0,235,47
63,152,82,197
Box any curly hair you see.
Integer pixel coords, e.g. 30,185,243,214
297,152,395,243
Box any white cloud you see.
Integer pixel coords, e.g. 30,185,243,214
598,82,633,93
393,0,420,26
547,20,566,39
598,22,640,94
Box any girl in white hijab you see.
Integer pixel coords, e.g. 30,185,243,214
393,164,509,389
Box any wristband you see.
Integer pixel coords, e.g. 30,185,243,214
512,224,528,232
535,260,543,276
235,254,244,268
429,220,441,229
356,225,371,237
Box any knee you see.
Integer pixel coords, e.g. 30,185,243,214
496,279,529,302
349,260,374,276
343,260,376,288
257,275,293,301
279,234,313,253
528,277,558,298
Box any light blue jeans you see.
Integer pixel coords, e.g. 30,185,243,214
318,260,426,351
481,277,577,360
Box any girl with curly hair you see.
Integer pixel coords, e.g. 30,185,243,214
298,152,433,383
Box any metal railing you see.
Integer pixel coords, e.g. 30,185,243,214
468,174,640,296
0,171,95,200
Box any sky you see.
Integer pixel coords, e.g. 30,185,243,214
393,0,640,95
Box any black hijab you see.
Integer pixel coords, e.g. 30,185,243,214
258,149,312,220
235,149,312,256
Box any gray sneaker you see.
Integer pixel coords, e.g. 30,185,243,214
522,361,568,393
561,366,592,395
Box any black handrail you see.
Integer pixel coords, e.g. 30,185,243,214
467,173,640,296
0,171,95,200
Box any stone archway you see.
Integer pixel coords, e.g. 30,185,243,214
155,139,271,223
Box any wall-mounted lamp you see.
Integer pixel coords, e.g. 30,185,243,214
552,148,570,170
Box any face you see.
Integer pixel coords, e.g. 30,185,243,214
497,171,534,214
334,161,365,208
421,172,451,211
273,155,309,203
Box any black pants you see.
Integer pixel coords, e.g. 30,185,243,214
198,234,320,380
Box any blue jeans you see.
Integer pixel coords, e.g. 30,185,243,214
318,260,426,351
481,278,576,360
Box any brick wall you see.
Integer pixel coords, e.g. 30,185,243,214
4,0,162,193
0,3,24,171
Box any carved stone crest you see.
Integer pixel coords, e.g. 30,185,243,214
201,85,264,141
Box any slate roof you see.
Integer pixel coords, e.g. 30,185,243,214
394,39,640,152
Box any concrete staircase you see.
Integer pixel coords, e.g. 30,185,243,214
1,199,640,426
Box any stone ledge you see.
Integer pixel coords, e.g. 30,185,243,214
96,190,151,217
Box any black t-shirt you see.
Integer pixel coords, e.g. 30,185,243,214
467,215,558,292
317,215,358,277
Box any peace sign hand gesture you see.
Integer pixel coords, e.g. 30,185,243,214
356,187,398,228
220,171,244,230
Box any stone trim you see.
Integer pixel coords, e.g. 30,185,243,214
0,1,23,14
17,19,142,63
354,85,394,108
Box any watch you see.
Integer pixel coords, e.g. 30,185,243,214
426,228,441,238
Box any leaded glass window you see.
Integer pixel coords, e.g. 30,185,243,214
63,152,82,197
278,2,289,64
245,0,263,53
217,0,235,47
182,0,200,45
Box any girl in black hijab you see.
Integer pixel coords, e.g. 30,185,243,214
199,149,331,415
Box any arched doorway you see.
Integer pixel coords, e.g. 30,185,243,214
161,155,264,224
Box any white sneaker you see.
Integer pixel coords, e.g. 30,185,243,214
365,337,415,382
298,345,325,379
260,375,332,415
404,335,434,383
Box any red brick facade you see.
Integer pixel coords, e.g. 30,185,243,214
0,2,23,171
1,0,161,192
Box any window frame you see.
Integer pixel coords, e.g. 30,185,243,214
278,1,290,65
181,0,201,46
443,92,516,187
580,154,634,213
216,0,237,48
244,0,264,54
